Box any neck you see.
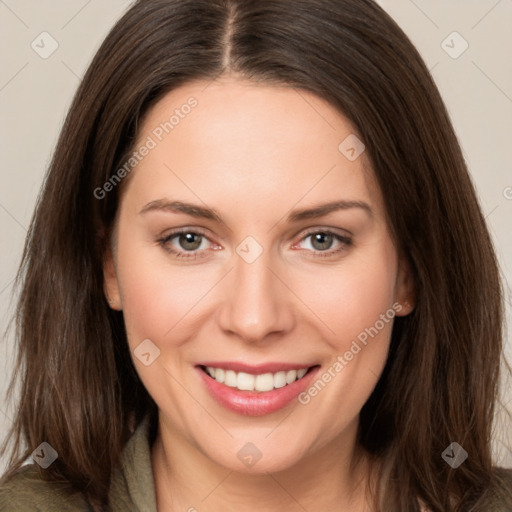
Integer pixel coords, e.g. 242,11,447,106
151,416,374,512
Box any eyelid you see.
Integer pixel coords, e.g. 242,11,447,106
291,227,353,254
294,225,353,240
157,227,220,259
160,226,211,240
158,226,353,259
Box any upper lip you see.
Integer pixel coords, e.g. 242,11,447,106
197,361,317,375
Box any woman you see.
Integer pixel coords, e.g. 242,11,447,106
1,0,511,510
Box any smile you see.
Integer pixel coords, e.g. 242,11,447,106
196,363,321,416
201,366,310,392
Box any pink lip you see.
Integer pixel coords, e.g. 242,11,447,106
195,365,320,416
196,361,313,374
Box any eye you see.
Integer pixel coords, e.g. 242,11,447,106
158,229,217,259
173,232,206,251
306,232,335,251
157,228,352,260
293,229,352,257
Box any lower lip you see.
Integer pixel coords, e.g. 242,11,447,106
196,365,320,416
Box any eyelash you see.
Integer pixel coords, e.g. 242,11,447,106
157,228,353,260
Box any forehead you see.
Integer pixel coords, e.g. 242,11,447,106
122,78,383,221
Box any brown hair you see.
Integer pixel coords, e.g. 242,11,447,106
1,0,510,510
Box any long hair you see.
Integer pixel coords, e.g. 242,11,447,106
1,0,510,510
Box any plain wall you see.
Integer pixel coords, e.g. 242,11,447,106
1,0,511,472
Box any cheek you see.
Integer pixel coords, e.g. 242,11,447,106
295,239,398,348
114,230,220,348
293,243,398,436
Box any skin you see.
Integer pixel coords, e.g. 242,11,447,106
103,76,415,511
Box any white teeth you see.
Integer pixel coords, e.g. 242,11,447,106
297,368,307,379
255,373,274,392
204,366,311,392
224,370,237,387
285,370,297,384
214,368,225,383
237,372,255,391
273,371,287,389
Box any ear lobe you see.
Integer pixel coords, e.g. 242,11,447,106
103,246,122,311
395,256,416,316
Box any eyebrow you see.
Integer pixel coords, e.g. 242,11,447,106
287,200,373,222
139,199,373,223
140,200,223,223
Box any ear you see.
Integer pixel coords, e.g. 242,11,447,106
103,245,122,311
394,255,416,316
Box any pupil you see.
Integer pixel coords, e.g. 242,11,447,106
312,233,333,251
180,233,201,251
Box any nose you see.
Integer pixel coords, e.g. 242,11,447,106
217,248,295,343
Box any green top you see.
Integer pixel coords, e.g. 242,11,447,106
0,414,158,511
1,415,511,511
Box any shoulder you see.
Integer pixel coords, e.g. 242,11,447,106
477,467,512,511
0,464,91,512
443,468,512,511
0,412,157,512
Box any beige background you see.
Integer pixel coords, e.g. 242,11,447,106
0,0,511,472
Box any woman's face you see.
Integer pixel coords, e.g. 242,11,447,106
104,77,413,473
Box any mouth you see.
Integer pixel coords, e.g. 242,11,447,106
195,363,321,416
198,365,315,392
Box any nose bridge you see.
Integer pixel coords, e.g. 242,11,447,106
218,241,293,341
